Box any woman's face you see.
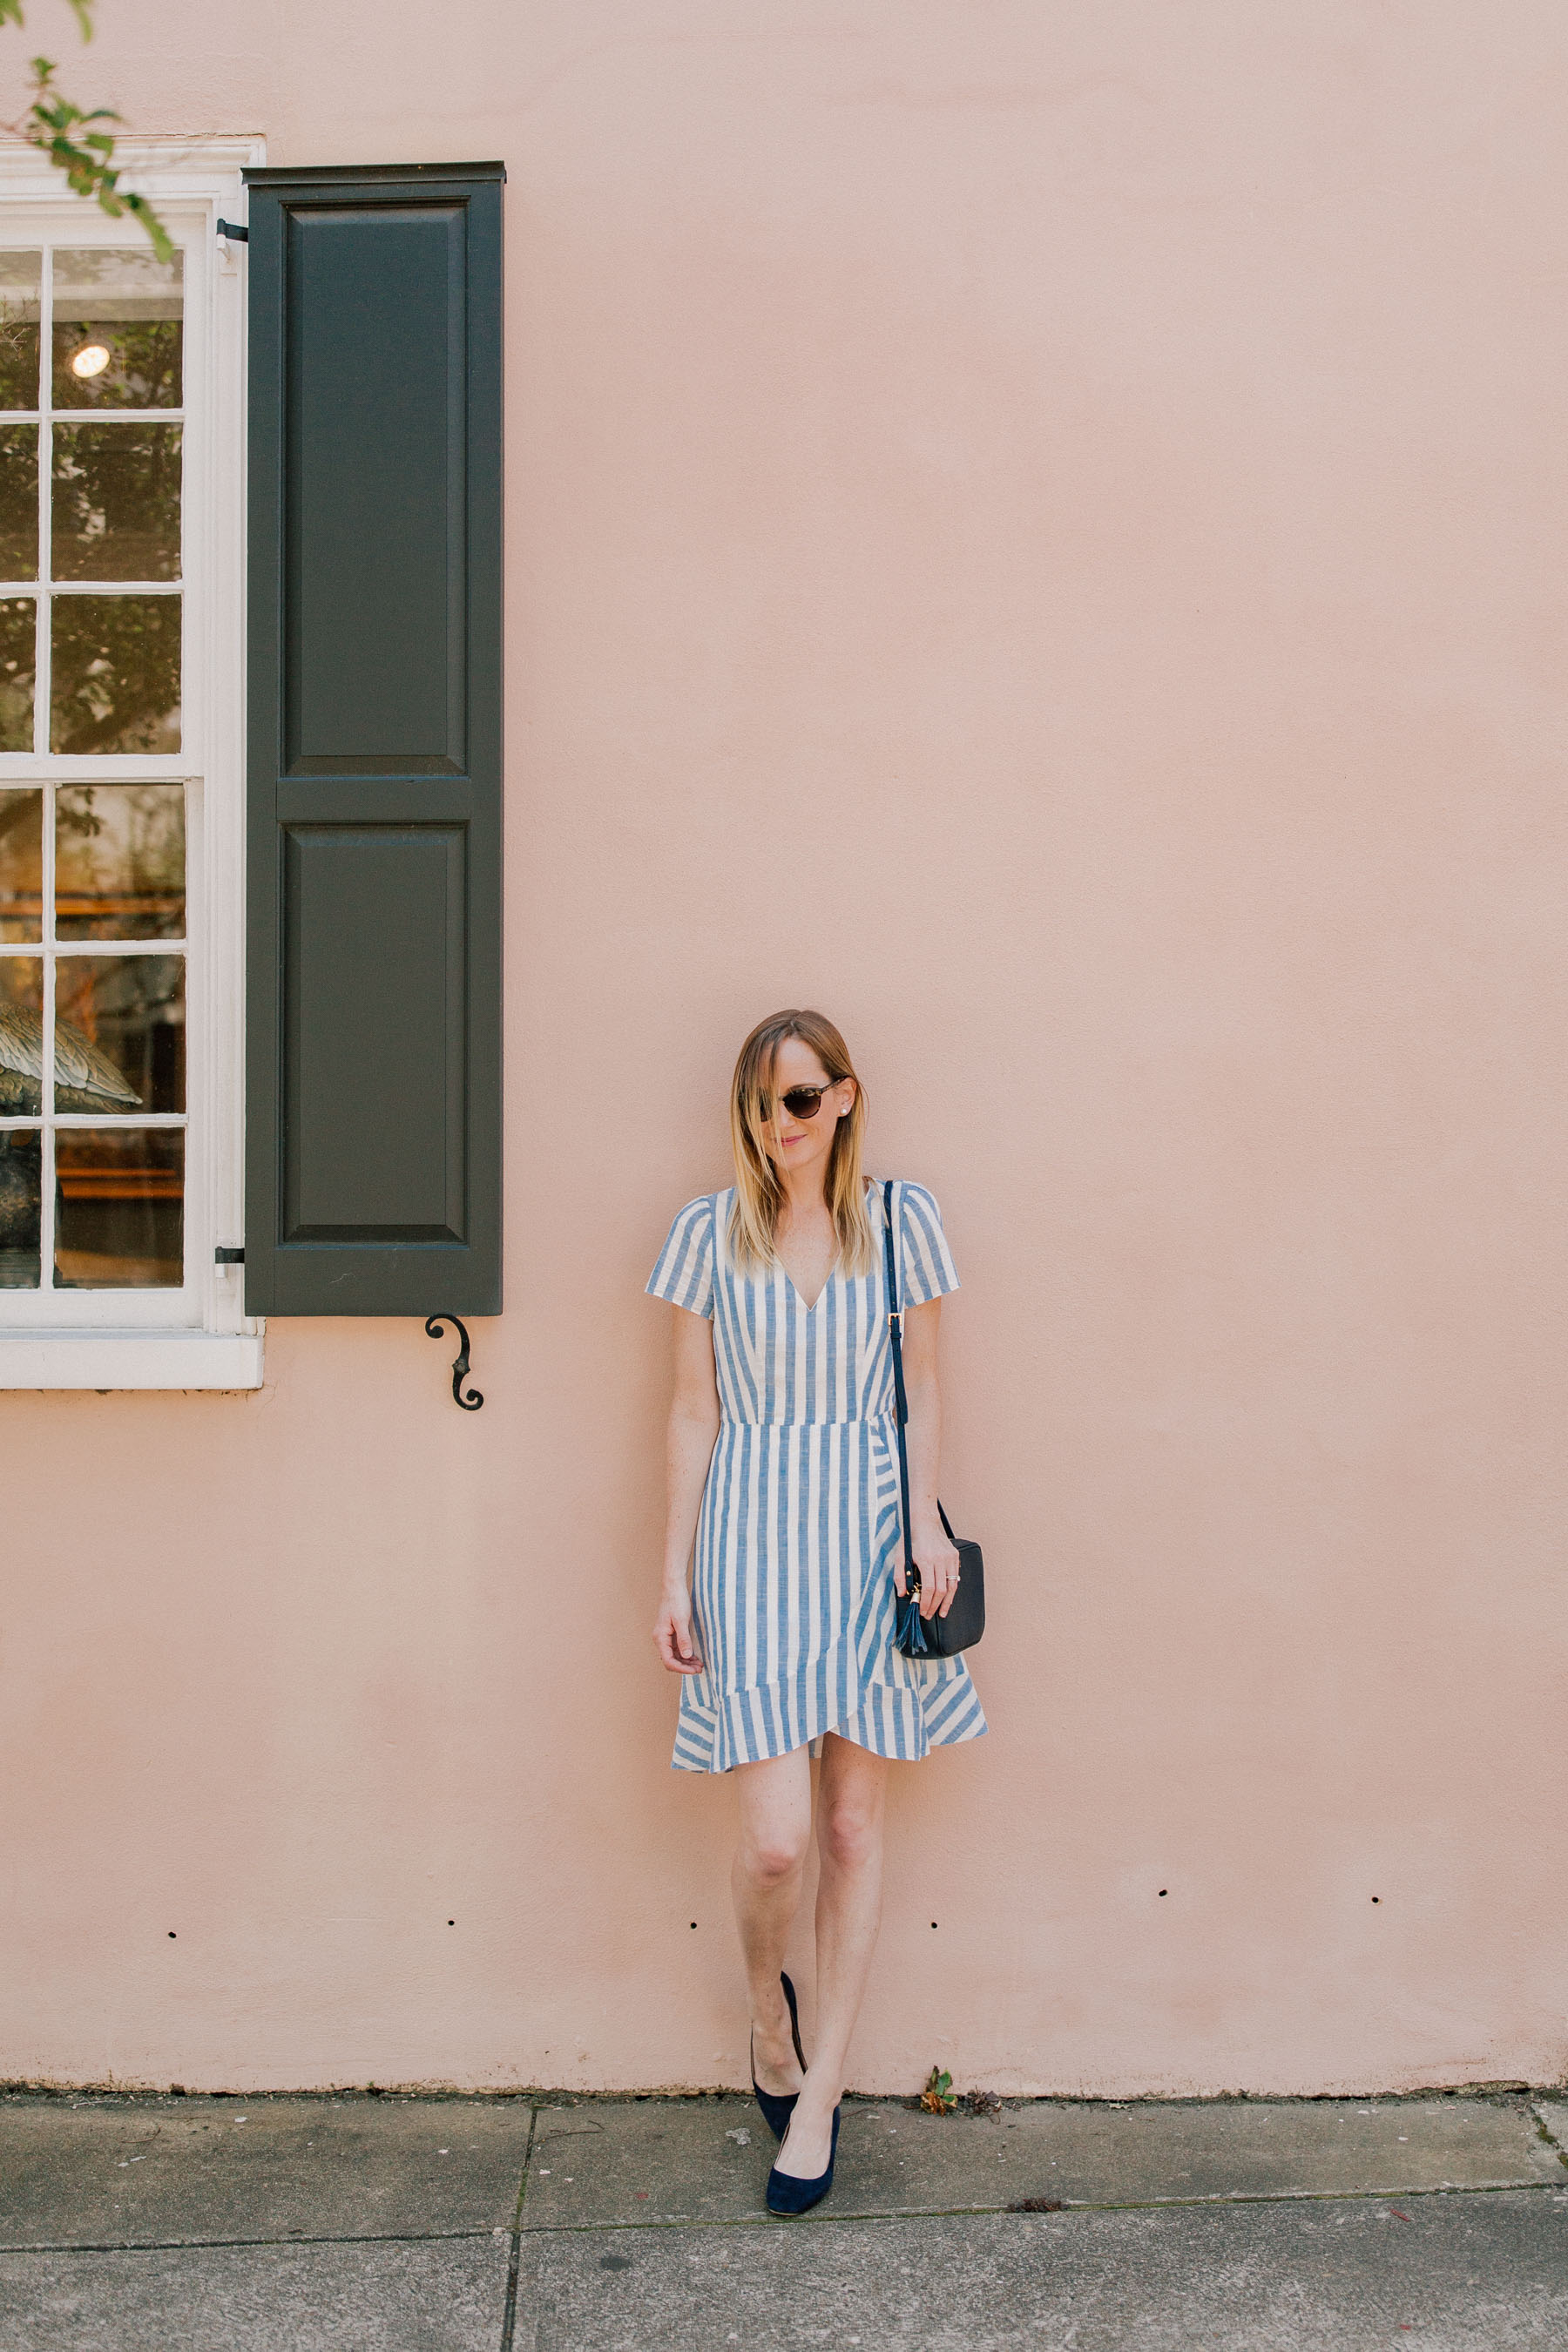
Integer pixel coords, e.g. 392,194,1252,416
760,1035,855,1186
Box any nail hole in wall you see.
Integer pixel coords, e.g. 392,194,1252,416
1158,1889,1167,1898
167,1930,176,1938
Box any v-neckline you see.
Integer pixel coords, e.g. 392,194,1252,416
778,1180,883,1310
780,1254,841,1314
784,1266,835,1313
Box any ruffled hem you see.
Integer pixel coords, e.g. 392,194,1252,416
671,1638,987,1774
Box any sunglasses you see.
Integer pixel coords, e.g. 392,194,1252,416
759,1082,844,1123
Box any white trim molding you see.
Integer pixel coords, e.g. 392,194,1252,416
0,135,265,1389
2,1326,262,1389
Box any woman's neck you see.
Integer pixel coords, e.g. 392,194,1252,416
775,1162,832,1225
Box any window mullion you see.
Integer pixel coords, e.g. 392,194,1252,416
39,777,54,1287
34,246,50,760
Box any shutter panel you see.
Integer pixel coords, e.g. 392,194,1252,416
244,163,504,1315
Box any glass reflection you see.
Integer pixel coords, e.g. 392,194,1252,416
0,791,42,942
52,249,183,410
55,954,183,1114
56,785,184,940
0,598,34,751
0,253,41,410
0,424,37,578
52,423,181,581
0,956,43,1112
55,1126,183,1288
50,595,179,754
0,1129,40,1289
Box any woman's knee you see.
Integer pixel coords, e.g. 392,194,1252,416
740,1822,810,1888
818,1798,882,1875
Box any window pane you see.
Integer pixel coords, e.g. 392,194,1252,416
55,954,184,1115
52,249,182,410
0,1129,40,1289
56,785,184,940
0,424,38,578
0,597,35,750
0,790,42,941
55,1126,183,1288
0,956,43,1113
52,422,181,581
50,595,179,754
0,253,41,410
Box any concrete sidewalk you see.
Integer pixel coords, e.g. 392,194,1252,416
1,2087,1565,2349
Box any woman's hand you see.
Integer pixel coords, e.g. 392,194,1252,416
653,1581,704,1674
909,1520,962,1619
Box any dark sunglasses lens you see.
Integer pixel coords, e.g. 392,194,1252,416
782,1087,825,1119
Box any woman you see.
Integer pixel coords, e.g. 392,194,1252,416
648,1008,986,2215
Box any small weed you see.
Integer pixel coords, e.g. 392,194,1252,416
919,2066,957,2115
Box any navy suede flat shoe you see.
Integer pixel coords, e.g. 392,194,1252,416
751,1971,808,2142
766,2105,841,2217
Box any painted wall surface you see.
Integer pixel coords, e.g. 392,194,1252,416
3,3,1565,2096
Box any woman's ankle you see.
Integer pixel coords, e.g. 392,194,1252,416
792,2075,841,2121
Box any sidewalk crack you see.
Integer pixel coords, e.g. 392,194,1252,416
498,2103,537,2352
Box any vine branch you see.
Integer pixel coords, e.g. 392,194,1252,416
2,3,172,260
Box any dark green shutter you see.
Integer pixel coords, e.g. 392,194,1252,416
244,162,504,1315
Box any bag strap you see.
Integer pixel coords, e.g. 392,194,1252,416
882,1179,918,1592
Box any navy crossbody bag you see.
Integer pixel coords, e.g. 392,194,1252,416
882,1178,986,1658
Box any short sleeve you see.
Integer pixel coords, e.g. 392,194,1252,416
895,1181,960,1306
646,1196,716,1319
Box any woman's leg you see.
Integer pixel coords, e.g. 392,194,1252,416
731,1748,813,2096
773,1732,888,2177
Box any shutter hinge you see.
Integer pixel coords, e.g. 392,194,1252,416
214,1246,245,1264
216,219,248,243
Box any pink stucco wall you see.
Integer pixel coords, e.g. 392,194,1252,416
4,3,1565,2094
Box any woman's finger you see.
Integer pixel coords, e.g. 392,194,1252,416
654,1612,703,1673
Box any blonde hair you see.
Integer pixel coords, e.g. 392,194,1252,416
727,1010,875,1277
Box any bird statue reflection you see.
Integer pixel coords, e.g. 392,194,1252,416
0,1003,140,1112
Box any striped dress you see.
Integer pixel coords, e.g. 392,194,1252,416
647,1179,988,1774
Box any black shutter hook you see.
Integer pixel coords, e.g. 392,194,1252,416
426,1314,483,1410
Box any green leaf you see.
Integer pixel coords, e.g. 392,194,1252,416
919,2064,958,2113
12,53,172,262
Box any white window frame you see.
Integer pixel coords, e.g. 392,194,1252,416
0,139,263,1387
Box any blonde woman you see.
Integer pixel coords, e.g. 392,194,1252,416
647,1009,986,2215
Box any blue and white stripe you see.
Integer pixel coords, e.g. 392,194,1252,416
647,1179,988,1774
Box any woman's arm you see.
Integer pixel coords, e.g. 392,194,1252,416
652,1307,721,1673
899,1297,961,1619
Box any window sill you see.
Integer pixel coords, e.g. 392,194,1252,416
0,1329,264,1389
